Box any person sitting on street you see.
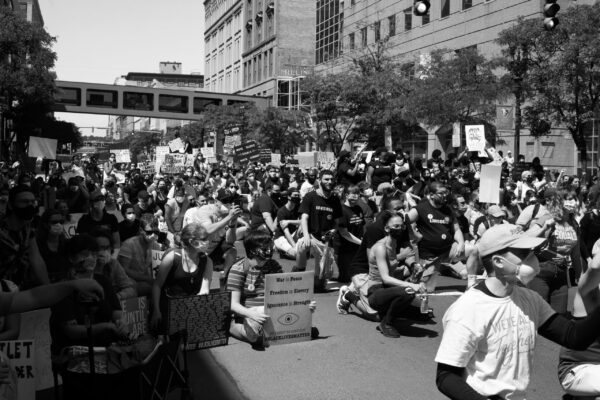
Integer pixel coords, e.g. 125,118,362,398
273,188,301,259
92,228,137,300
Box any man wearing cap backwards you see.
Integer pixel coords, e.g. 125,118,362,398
435,224,600,400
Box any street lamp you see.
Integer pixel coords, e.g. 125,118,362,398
413,1,430,16
543,0,560,30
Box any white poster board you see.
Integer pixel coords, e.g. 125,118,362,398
479,164,502,204
465,125,486,152
0,341,35,400
200,147,215,159
113,149,131,163
19,309,52,391
296,152,317,170
154,146,170,172
28,137,57,159
317,152,335,169
452,122,461,148
271,154,282,166
264,271,313,345
168,138,184,152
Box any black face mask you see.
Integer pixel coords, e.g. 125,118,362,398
290,197,301,205
388,227,404,239
270,193,282,203
13,205,35,221
307,177,316,184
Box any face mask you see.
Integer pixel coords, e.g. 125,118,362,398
126,213,136,222
290,197,301,205
388,227,404,239
563,200,577,214
175,196,185,204
270,193,281,203
158,185,166,192
307,177,316,184
50,223,64,235
13,205,35,220
500,253,540,285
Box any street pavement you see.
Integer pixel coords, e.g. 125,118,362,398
186,248,565,400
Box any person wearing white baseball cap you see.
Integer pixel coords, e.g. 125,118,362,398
436,224,600,400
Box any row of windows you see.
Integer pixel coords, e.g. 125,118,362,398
243,48,274,88
315,0,343,65
205,36,242,77
206,11,242,54
205,67,242,93
205,0,240,31
347,0,473,11
244,0,275,52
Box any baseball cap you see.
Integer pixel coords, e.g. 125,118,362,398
377,182,394,193
487,205,506,218
477,224,546,257
137,190,150,201
338,150,351,159
216,188,233,203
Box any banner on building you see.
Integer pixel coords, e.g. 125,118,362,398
264,271,313,346
465,125,486,152
112,149,131,163
166,291,231,350
28,137,57,160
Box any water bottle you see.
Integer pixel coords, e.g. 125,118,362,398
419,293,429,314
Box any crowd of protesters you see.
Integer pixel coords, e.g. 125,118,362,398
1,143,600,399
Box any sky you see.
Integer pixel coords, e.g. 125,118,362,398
38,0,205,136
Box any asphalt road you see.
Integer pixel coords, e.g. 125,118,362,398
185,250,565,400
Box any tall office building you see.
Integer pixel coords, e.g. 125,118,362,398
315,0,597,172
204,0,315,109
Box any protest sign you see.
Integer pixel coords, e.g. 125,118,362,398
161,153,187,174
151,249,165,278
154,146,170,171
264,271,313,345
223,134,242,154
200,147,215,159
296,152,317,170
259,148,271,164
28,137,57,160
19,309,52,391
479,164,502,204
119,297,149,339
465,125,486,152
317,152,335,169
63,213,84,238
234,141,260,164
112,149,131,163
452,122,461,148
166,291,231,350
0,341,35,400
271,154,282,166
168,137,184,152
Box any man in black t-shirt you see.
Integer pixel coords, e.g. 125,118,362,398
296,170,348,291
76,191,121,253
273,188,301,258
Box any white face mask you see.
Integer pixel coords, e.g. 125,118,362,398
175,196,185,204
500,253,540,285
126,213,136,222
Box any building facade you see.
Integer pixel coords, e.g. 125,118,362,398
204,0,315,109
315,0,597,173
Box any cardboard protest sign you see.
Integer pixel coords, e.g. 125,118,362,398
112,149,131,163
168,137,184,152
296,152,317,170
161,153,187,174
223,134,242,154
19,309,52,391
28,137,57,160
200,147,215,159
234,141,260,164
166,291,231,350
479,164,502,204
0,341,35,400
264,271,313,345
465,125,486,152
151,249,165,278
271,154,282,166
259,148,271,164
317,152,335,169
63,213,84,238
154,146,170,171
119,297,149,339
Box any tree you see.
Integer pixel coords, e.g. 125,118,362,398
515,4,600,170
164,122,205,148
0,6,57,160
120,131,162,164
247,107,311,154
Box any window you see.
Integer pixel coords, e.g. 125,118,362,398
86,89,118,108
268,49,273,77
388,15,396,37
349,32,355,50
257,54,262,81
404,9,412,31
123,92,153,111
441,0,450,18
462,0,472,10
541,142,555,158
401,63,415,80
158,95,188,113
193,98,222,114
263,50,269,79
55,87,81,106
315,0,343,64
361,26,367,47
374,20,381,42
422,13,430,25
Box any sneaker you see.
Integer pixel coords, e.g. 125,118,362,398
376,322,401,338
336,285,350,314
311,326,320,339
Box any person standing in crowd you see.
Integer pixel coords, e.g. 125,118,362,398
273,188,301,259
76,190,121,254
103,153,117,181
435,224,600,400
367,151,394,191
336,150,362,187
337,185,365,283
150,178,169,213
0,185,49,287
151,223,213,332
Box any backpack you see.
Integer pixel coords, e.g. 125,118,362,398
521,203,541,231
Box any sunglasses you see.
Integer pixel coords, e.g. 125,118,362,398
144,230,159,235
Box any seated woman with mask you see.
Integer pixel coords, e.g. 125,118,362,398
150,222,213,333
227,229,316,348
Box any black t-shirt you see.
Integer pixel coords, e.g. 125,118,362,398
339,204,365,244
369,162,393,190
76,211,119,234
336,161,360,187
118,219,141,243
275,205,299,239
124,182,147,202
250,193,278,230
415,200,455,258
298,191,343,237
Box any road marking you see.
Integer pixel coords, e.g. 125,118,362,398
430,291,463,296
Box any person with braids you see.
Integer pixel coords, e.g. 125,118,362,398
227,229,316,348
150,222,213,332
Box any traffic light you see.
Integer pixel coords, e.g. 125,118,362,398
543,0,560,30
413,1,430,16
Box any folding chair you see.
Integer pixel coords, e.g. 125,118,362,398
139,330,189,400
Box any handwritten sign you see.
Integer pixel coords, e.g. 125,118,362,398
234,141,260,164
296,152,317,170
19,309,52,391
154,146,170,172
479,164,502,204
264,271,313,345
200,147,215,159
119,297,149,339
168,138,184,152
0,341,35,400
161,153,187,174
112,149,131,163
317,152,335,169
452,122,461,147
223,134,242,154
63,213,84,239
259,148,271,164
166,291,231,350
151,249,165,278
465,125,485,152
271,154,282,166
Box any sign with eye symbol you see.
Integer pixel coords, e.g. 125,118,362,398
264,271,314,346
